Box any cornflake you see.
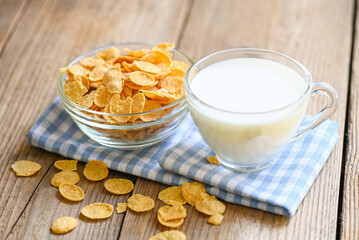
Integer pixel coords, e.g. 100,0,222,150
104,178,134,195
127,194,155,212
11,160,41,177
207,156,221,166
158,186,186,205
54,160,78,171
83,160,109,181
81,203,114,219
116,203,128,214
51,217,78,234
149,230,186,240
51,170,80,187
157,212,184,228
59,183,85,202
158,205,187,221
208,213,224,225
181,181,206,206
195,193,226,216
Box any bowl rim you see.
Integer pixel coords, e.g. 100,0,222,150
58,42,193,118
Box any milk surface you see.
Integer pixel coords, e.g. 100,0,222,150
187,58,309,166
191,58,307,113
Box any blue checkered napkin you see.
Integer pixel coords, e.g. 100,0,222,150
159,116,340,216
28,97,240,204
28,97,339,217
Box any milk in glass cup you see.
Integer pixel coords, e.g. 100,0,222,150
184,49,338,172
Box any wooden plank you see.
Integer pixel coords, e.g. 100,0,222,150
340,1,359,238
120,0,353,239
0,0,27,52
0,0,191,239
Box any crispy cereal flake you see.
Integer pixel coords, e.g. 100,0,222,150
104,178,134,195
59,183,85,201
11,160,41,176
103,69,123,93
64,80,88,103
127,194,155,212
152,42,175,52
109,95,133,123
116,203,128,214
129,71,157,87
139,100,164,122
207,156,221,166
94,85,113,107
81,203,114,219
158,205,187,222
54,160,78,171
149,230,186,240
181,181,206,206
83,160,109,181
158,186,186,205
195,193,226,215
133,61,161,74
51,170,80,187
51,217,78,234
157,212,184,228
208,213,224,225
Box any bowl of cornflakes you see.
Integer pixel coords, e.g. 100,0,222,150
58,42,192,149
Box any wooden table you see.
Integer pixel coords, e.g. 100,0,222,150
0,0,358,239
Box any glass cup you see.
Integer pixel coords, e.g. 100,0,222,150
184,48,339,172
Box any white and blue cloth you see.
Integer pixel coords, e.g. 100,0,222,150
28,97,339,216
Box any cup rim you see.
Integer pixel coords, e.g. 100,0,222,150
184,48,313,115
58,42,193,117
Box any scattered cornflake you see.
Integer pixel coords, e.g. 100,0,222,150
208,213,224,225
195,193,226,216
157,212,184,228
127,194,155,212
207,156,221,166
51,170,80,187
11,160,41,177
116,203,128,214
59,183,85,202
104,178,134,195
81,203,114,219
152,42,175,52
181,181,206,206
158,205,187,222
83,160,109,181
51,217,78,234
149,230,186,240
129,71,157,87
158,186,186,206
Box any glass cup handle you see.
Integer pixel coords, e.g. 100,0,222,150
291,82,339,141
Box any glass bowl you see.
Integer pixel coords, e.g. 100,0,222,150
58,42,192,149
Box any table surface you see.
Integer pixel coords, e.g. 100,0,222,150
0,0,358,239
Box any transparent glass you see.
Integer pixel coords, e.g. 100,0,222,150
58,42,193,149
184,48,338,172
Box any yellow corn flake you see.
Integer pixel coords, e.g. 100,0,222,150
64,80,88,103
89,66,108,82
141,50,172,67
121,61,135,72
11,160,41,177
94,85,113,107
109,95,133,123
103,69,124,94
104,178,134,195
123,48,150,58
158,186,187,206
195,193,226,215
68,64,90,76
152,42,175,52
81,203,114,219
133,61,161,75
51,170,80,188
127,194,155,212
207,156,221,166
83,160,109,181
181,181,206,206
167,68,186,77
59,67,68,74
54,160,78,171
129,71,157,87
139,100,164,122
79,56,105,68
59,183,85,202
51,217,78,234
157,76,183,94
123,86,133,98
116,203,128,214
98,47,120,62
90,81,102,89
129,93,145,122
149,230,186,240
115,55,140,63
158,205,187,222
208,213,224,225
157,212,184,228
170,60,189,72
77,91,94,108
74,75,90,90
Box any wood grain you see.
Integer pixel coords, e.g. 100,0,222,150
340,1,359,238
0,0,191,239
120,0,354,239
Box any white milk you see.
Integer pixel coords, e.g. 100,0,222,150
188,58,309,166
